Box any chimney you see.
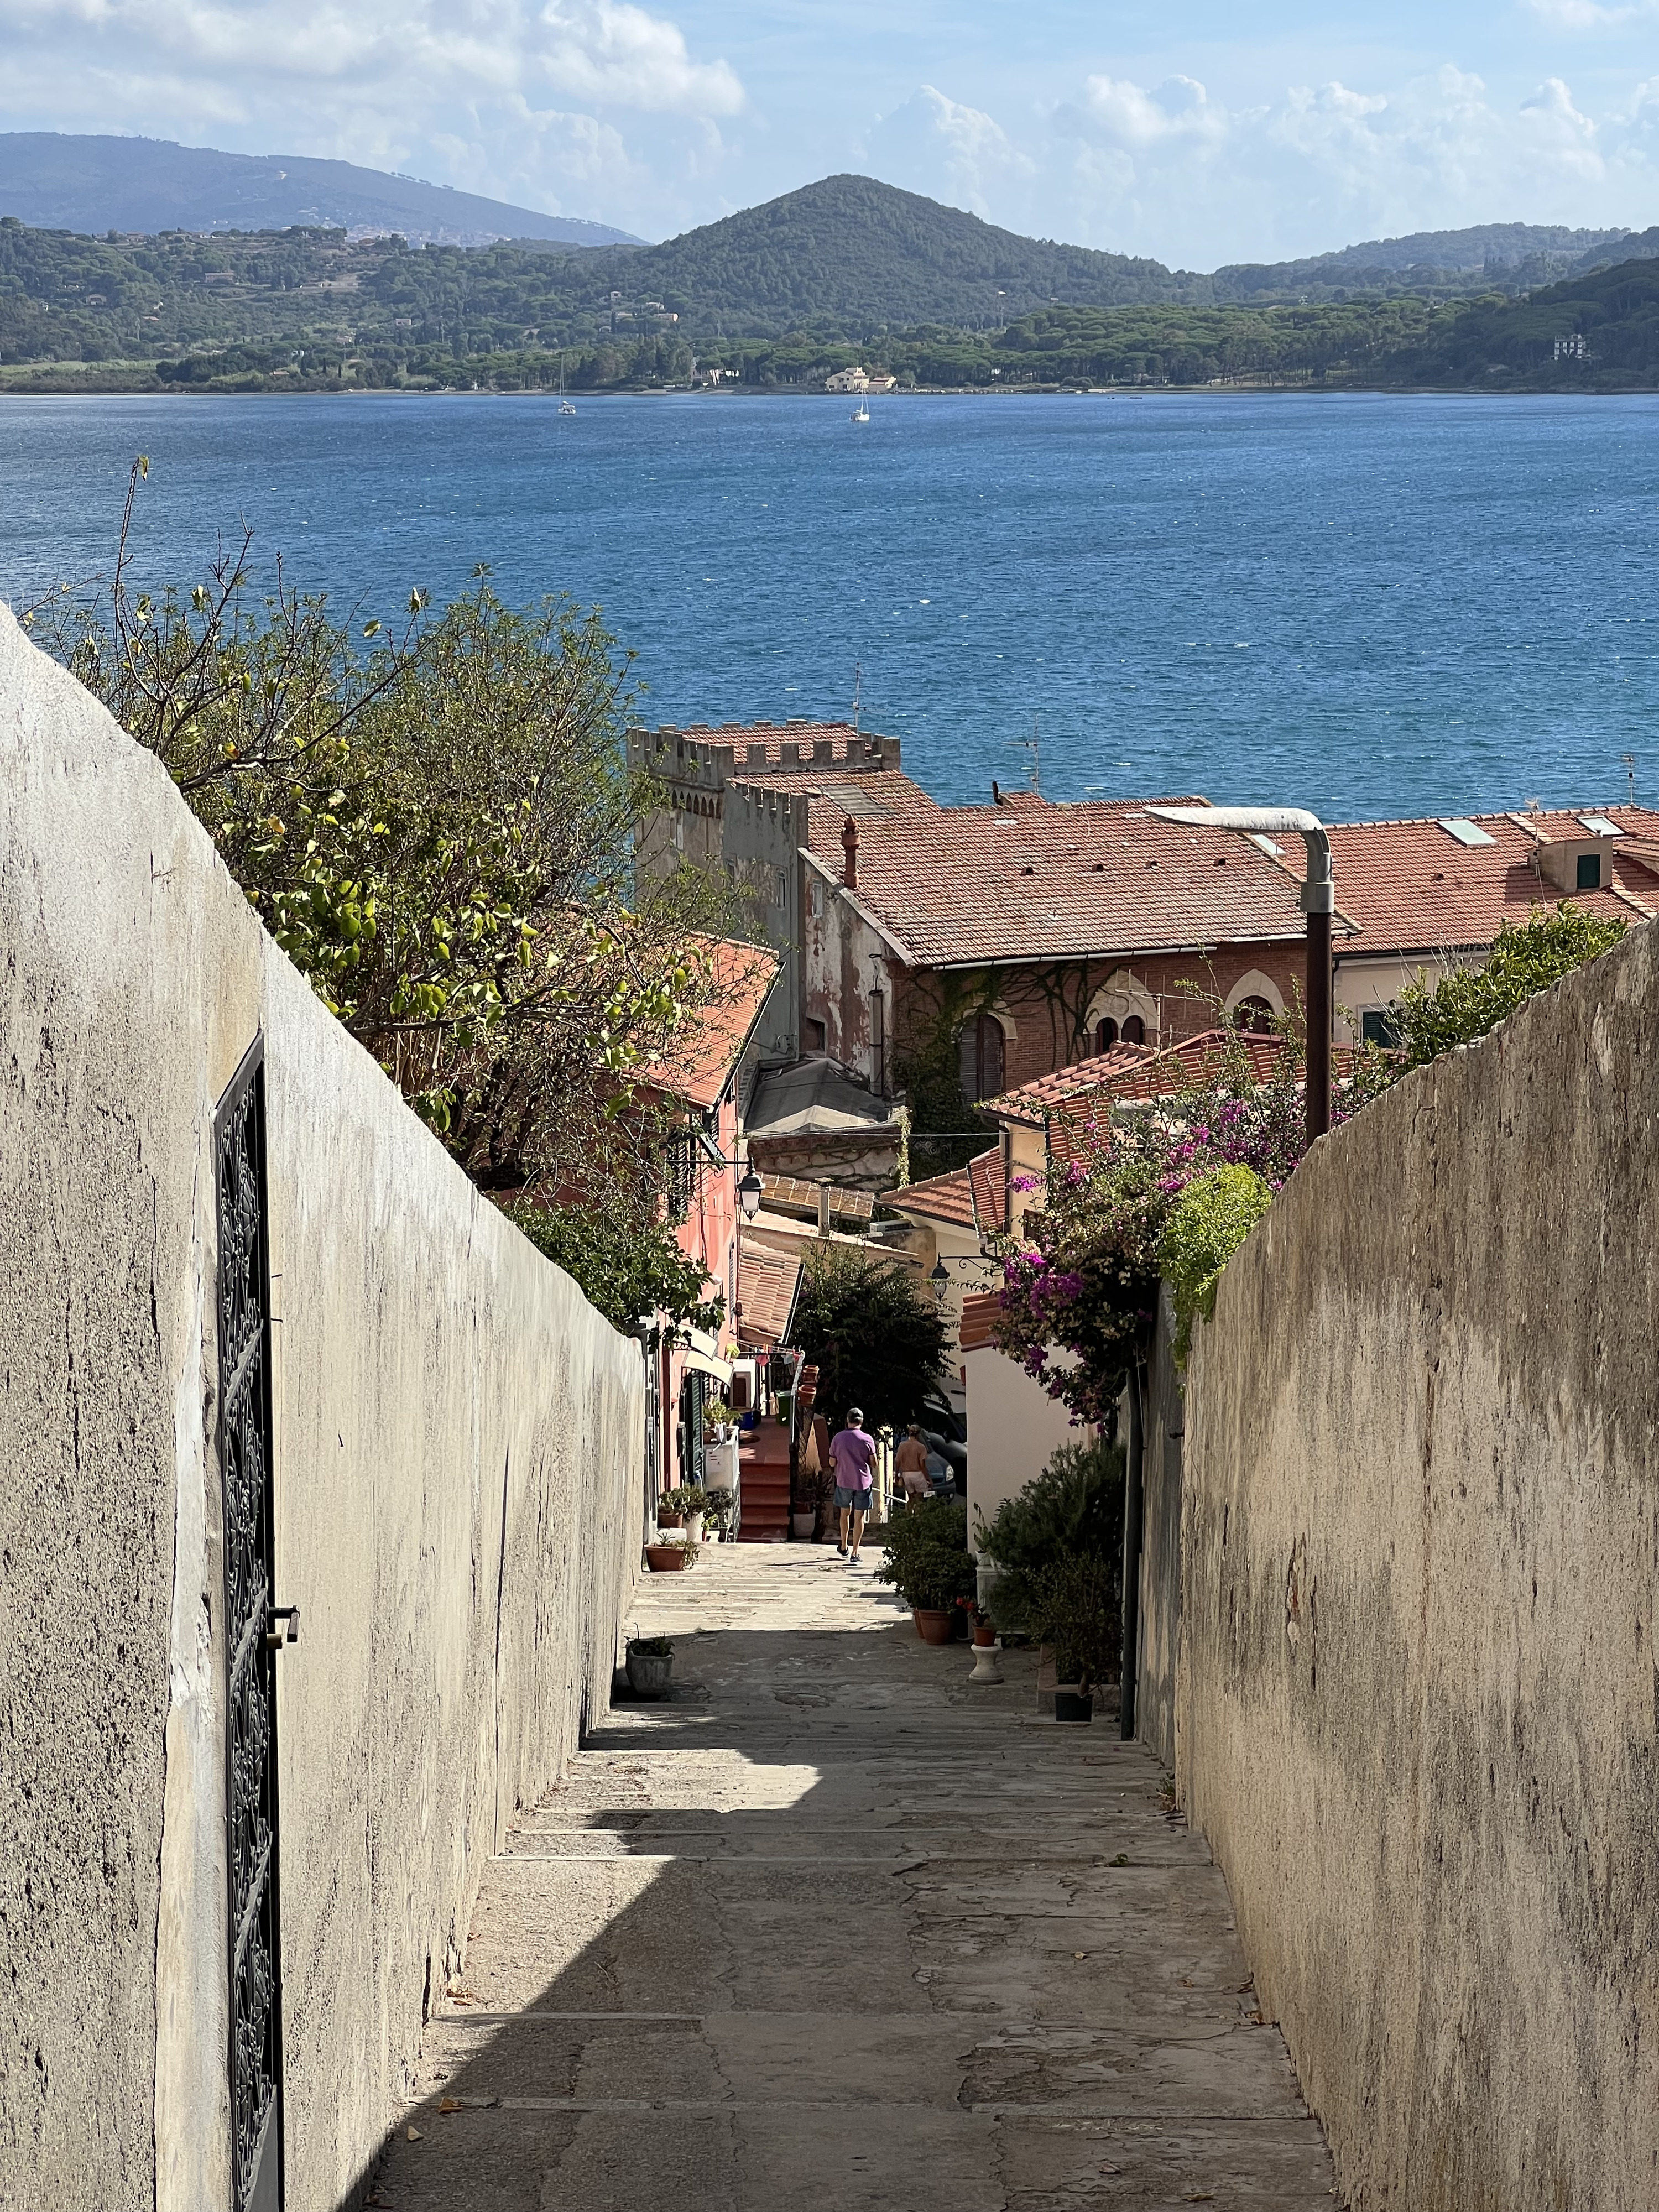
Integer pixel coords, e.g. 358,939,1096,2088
842,816,859,890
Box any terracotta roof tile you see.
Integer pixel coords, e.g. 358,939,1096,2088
1327,805,1659,952
790,788,1318,967
650,938,780,1112
968,1145,1007,1237
736,1235,802,1348
985,1044,1161,1128
1039,1030,1361,1175
758,1174,875,1226
959,1291,1003,1353
883,1160,980,1229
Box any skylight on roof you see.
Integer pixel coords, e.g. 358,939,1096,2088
1248,833,1284,858
1577,815,1624,837
1438,818,1496,847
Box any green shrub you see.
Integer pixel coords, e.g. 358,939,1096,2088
1393,902,1627,1070
1022,1553,1121,1691
875,1496,977,1611
1155,1163,1272,1365
975,1439,1124,1641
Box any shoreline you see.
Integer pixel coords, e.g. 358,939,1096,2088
2,374,1656,402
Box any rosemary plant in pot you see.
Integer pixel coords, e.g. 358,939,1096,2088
1024,1553,1120,1723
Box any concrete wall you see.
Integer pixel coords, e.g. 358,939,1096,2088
0,606,644,2210
1177,917,1659,2212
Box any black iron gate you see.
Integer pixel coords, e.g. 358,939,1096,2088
214,1039,287,2212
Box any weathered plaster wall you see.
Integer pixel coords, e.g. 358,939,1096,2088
1177,919,1659,2212
1135,1292,1184,1774
0,607,644,2210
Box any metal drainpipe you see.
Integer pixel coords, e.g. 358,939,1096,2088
1120,1359,1146,1741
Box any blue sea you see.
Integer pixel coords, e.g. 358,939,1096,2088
2,389,1657,821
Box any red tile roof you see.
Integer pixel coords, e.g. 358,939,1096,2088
650,938,780,1111
959,1291,1003,1353
1327,805,1659,952
1036,1030,1362,1175
736,1235,802,1348
757,1174,875,1227
884,1146,1006,1240
984,1044,1162,1128
782,785,1319,968
884,1160,979,1229
968,1145,1008,1237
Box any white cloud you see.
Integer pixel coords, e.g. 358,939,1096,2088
851,65,1654,267
858,86,1034,220
0,0,742,232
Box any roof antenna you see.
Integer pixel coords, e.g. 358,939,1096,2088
1623,752,1637,806
851,661,863,735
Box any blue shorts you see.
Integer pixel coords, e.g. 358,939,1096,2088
835,1485,873,1512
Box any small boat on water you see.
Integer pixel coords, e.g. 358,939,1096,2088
557,351,576,415
851,401,870,424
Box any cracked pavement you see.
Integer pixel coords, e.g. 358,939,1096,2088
367,1543,1336,2211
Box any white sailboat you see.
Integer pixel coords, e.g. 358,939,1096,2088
558,351,576,416
851,400,870,423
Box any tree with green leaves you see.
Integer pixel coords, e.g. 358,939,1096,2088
792,1242,950,1433
34,460,757,1320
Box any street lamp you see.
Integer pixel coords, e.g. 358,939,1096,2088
929,1256,950,1302
1146,804,1334,1147
737,1162,764,1222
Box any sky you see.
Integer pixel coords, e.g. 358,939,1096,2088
2,0,1657,263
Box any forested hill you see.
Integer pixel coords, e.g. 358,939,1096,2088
6,186,1659,392
555,175,1182,325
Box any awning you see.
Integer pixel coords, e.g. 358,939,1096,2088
684,1348,734,1385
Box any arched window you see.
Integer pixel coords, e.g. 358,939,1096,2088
1095,1016,1118,1052
1121,1015,1146,1045
958,1013,1005,1104
1232,996,1275,1035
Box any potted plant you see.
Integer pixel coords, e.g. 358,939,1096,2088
705,1485,737,1541
874,1498,977,1642
792,1467,832,1541
659,1484,709,1544
1024,1553,1119,1723
645,1533,700,1573
625,1635,674,1698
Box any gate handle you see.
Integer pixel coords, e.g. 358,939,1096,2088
265,1605,300,1651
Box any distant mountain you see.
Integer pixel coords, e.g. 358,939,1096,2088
1209,223,1631,303
0,133,643,249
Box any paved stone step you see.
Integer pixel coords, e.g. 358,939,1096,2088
364,1543,1334,2212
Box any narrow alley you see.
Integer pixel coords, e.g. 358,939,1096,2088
369,1546,1336,2211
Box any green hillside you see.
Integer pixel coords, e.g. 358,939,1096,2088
4,183,1659,394
1384,258,1659,387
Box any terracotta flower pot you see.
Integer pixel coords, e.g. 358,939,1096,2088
657,1510,684,1529
973,1624,998,1648
646,1543,692,1573
912,1608,953,1646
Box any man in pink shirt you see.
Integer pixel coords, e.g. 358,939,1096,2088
830,1407,877,1563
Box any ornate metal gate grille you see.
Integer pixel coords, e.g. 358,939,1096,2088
215,1039,285,2212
